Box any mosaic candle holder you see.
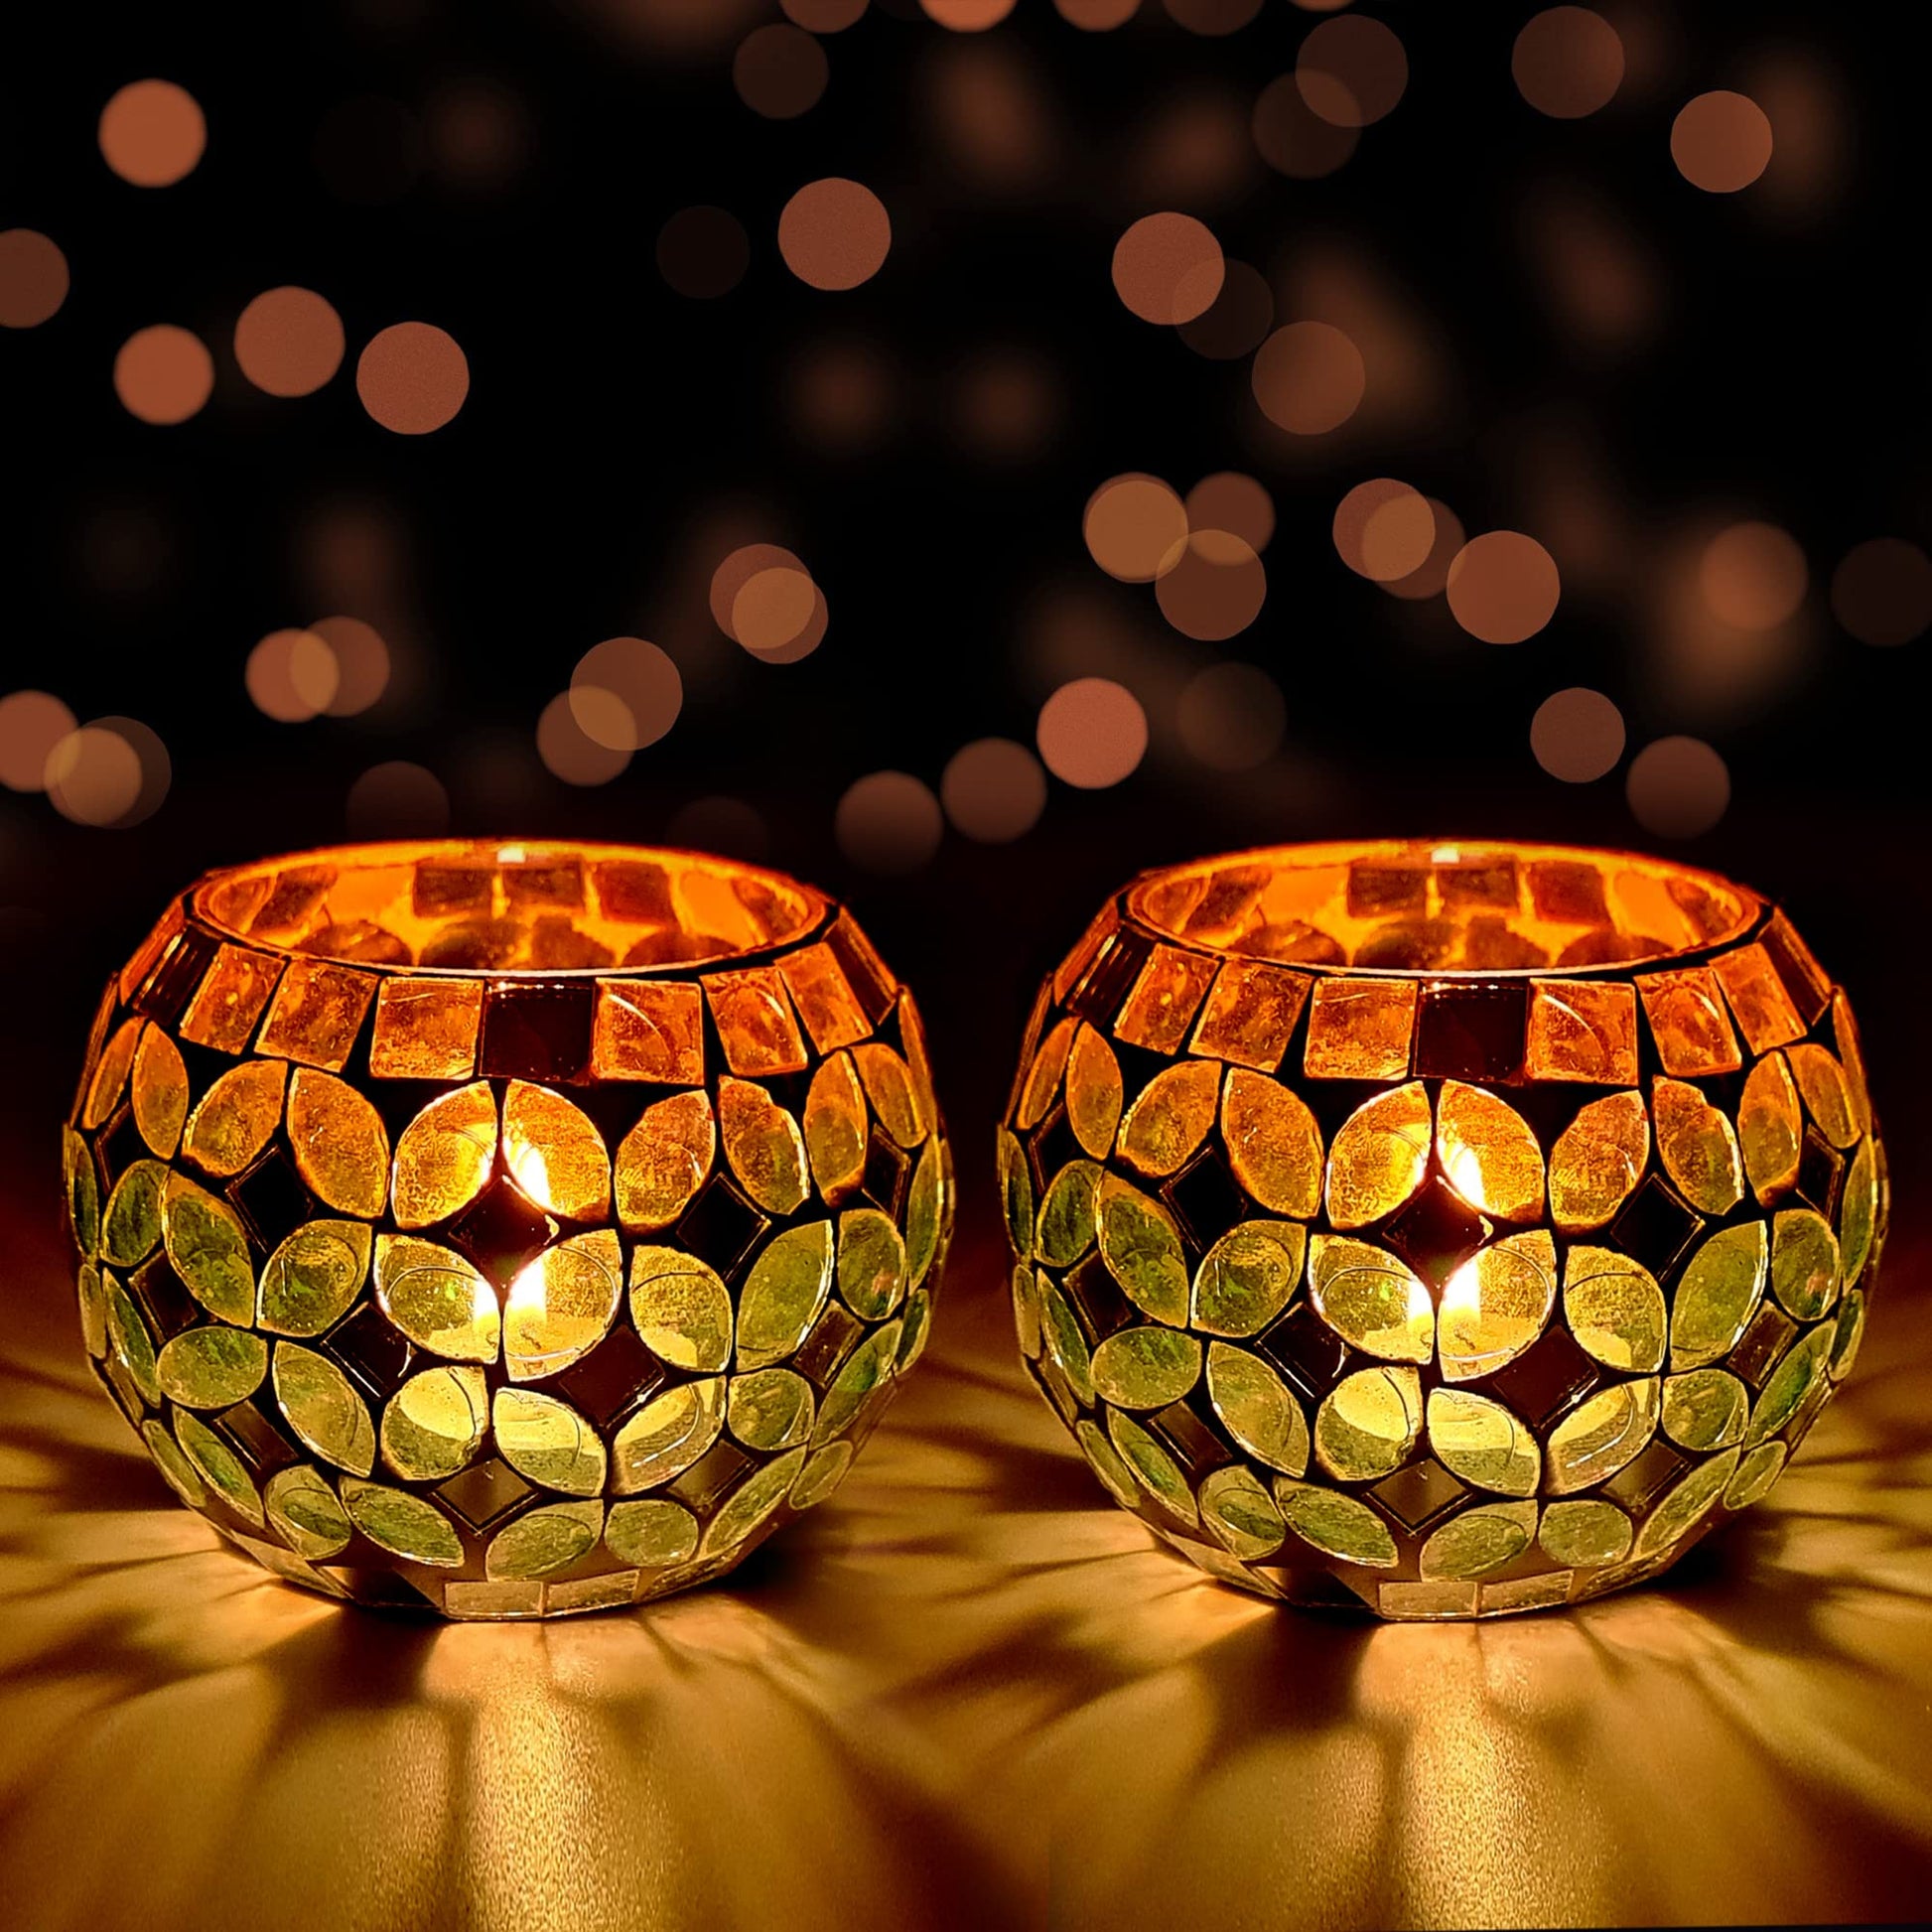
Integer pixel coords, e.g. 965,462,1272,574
1001,841,1884,1620
65,840,951,1619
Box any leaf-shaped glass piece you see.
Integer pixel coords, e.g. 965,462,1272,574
286,1067,389,1217
1040,1282,1095,1404
162,1173,254,1322
143,1423,206,1510
181,1058,288,1178
1632,1446,1741,1561
615,1089,716,1231
1419,1498,1538,1581
896,1287,933,1375
905,1136,945,1291
504,1229,622,1381
1198,1465,1287,1561
486,1499,605,1581
1096,1173,1189,1324
1436,1081,1545,1222
736,1220,834,1369
1770,1207,1841,1321
1786,1043,1858,1149
1035,1161,1100,1269
1013,1262,1043,1359
1191,1220,1305,1337
76,1260,106,1358
1075,1418,1143,1510
1652,1077,1743,1215
1324,1081,1431,1229
1548,1089,1650,1233
997,1128,1034,1262
1275,1478,1398,1568
493,1385,607,1495
1539,1497,1632,1568
175,1412,264,1524
391,1081,497,1228
131,1024,189,1159
157,1326,268,1409
628,1247,734,1371
1829,1289,1866,1382
500,1080,611,1220
373,1234,500,1361
792,1441,857,1511
1314,1365,1423,1480
1065,1023,1124,1159
1738,1052,1803,1204
1563,1245,1667,1372
104,1276,161,1405
853,1042,924,1147
1307,1234,1433,1362
1725,1441,1786,1510
1439,1230,1558,1382
1661,1367,1748,1450
83,1015,140,1128
1833,993,1872,1138
64,1127,99,1258
1839,1139,1876,1285
802,1053,867,1203
264,1464,351,1559
102,1158,167,1268
1744,1319,1835,1447
700,1446,810,1559
1544,1377,1660,1494
1117,1058,1220,1178
272,1341,377,1474
340,1477,464,1566
612,1377,727,1491
717,1076,808,1215
1221,1067,1322,1218
815,1318,902,1442
1107,1410,1197,1524
1426,1386,1539,1496
381,1364,487,1479
728,1367,815,1449
1669,1220,1768,1369
257,1218,372,1335
1090,1326,1203,1410
1017,1016,1076,1130
605,1496,701,1567
836,1207,907,1319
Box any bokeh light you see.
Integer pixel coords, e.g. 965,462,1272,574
347,760,450,838
44,725,143,827
1155,531,1267,641
1672,91,1774,193
787,338,895,451
355,324,470,434
1185,472,1275,552
98,79,206,187
778,178,892,290
247,628,340,722
91,716,171,827
1252,73,1359,178
836,770,944,871
783,0,867,28
113,325,214,425
425,78,531,190
1531,686,1625,781
1831,538,1932,647
0,691,77,791
1383,498,1465,600
571,636,683,750
1297,17,1409,129
921,0,1018,28
1446,531,1562,642
940,738,1047,842
1036,677,1148,788
1177,662,1286,771
537,690,630,785
1055,0,1139,27
1176,259,1274,359
1333,479,1435,582
657,207,752,299
1252,321,1365,434
1166,0,1262,34
1627,735,1730,837
1698,521,1807,630
0,230,69,329
951,351,1061,461
233,287,345,397
667,794,770,859
1512,8,1624,119
709,543,828,661
308,616,392,717
1083,475,1188,583
734,25,829,119
1111,213,1225,327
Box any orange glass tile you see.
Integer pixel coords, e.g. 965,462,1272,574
255,958,377,1070
118,900,183,1002
368,977,484,1080
1525,979,1638,1085
1528,860,1609,927
1188,959,1311,1072
1636,967,1742,1077
701,966,810,1076
246,863,338,937
1303,978,1417,1080
1758,909,1831,1024
1113,945,1218,1054
1711,943,1805,1052
1052,902,1119,1002
777,942,872,1053
179,944,285,1054
825,912,897,1023
591,979,705,1083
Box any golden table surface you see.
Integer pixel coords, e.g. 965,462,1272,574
4,1181,1930,1931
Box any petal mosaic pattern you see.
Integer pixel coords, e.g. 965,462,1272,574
63,840,951,1618
1002,840,1886,1621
